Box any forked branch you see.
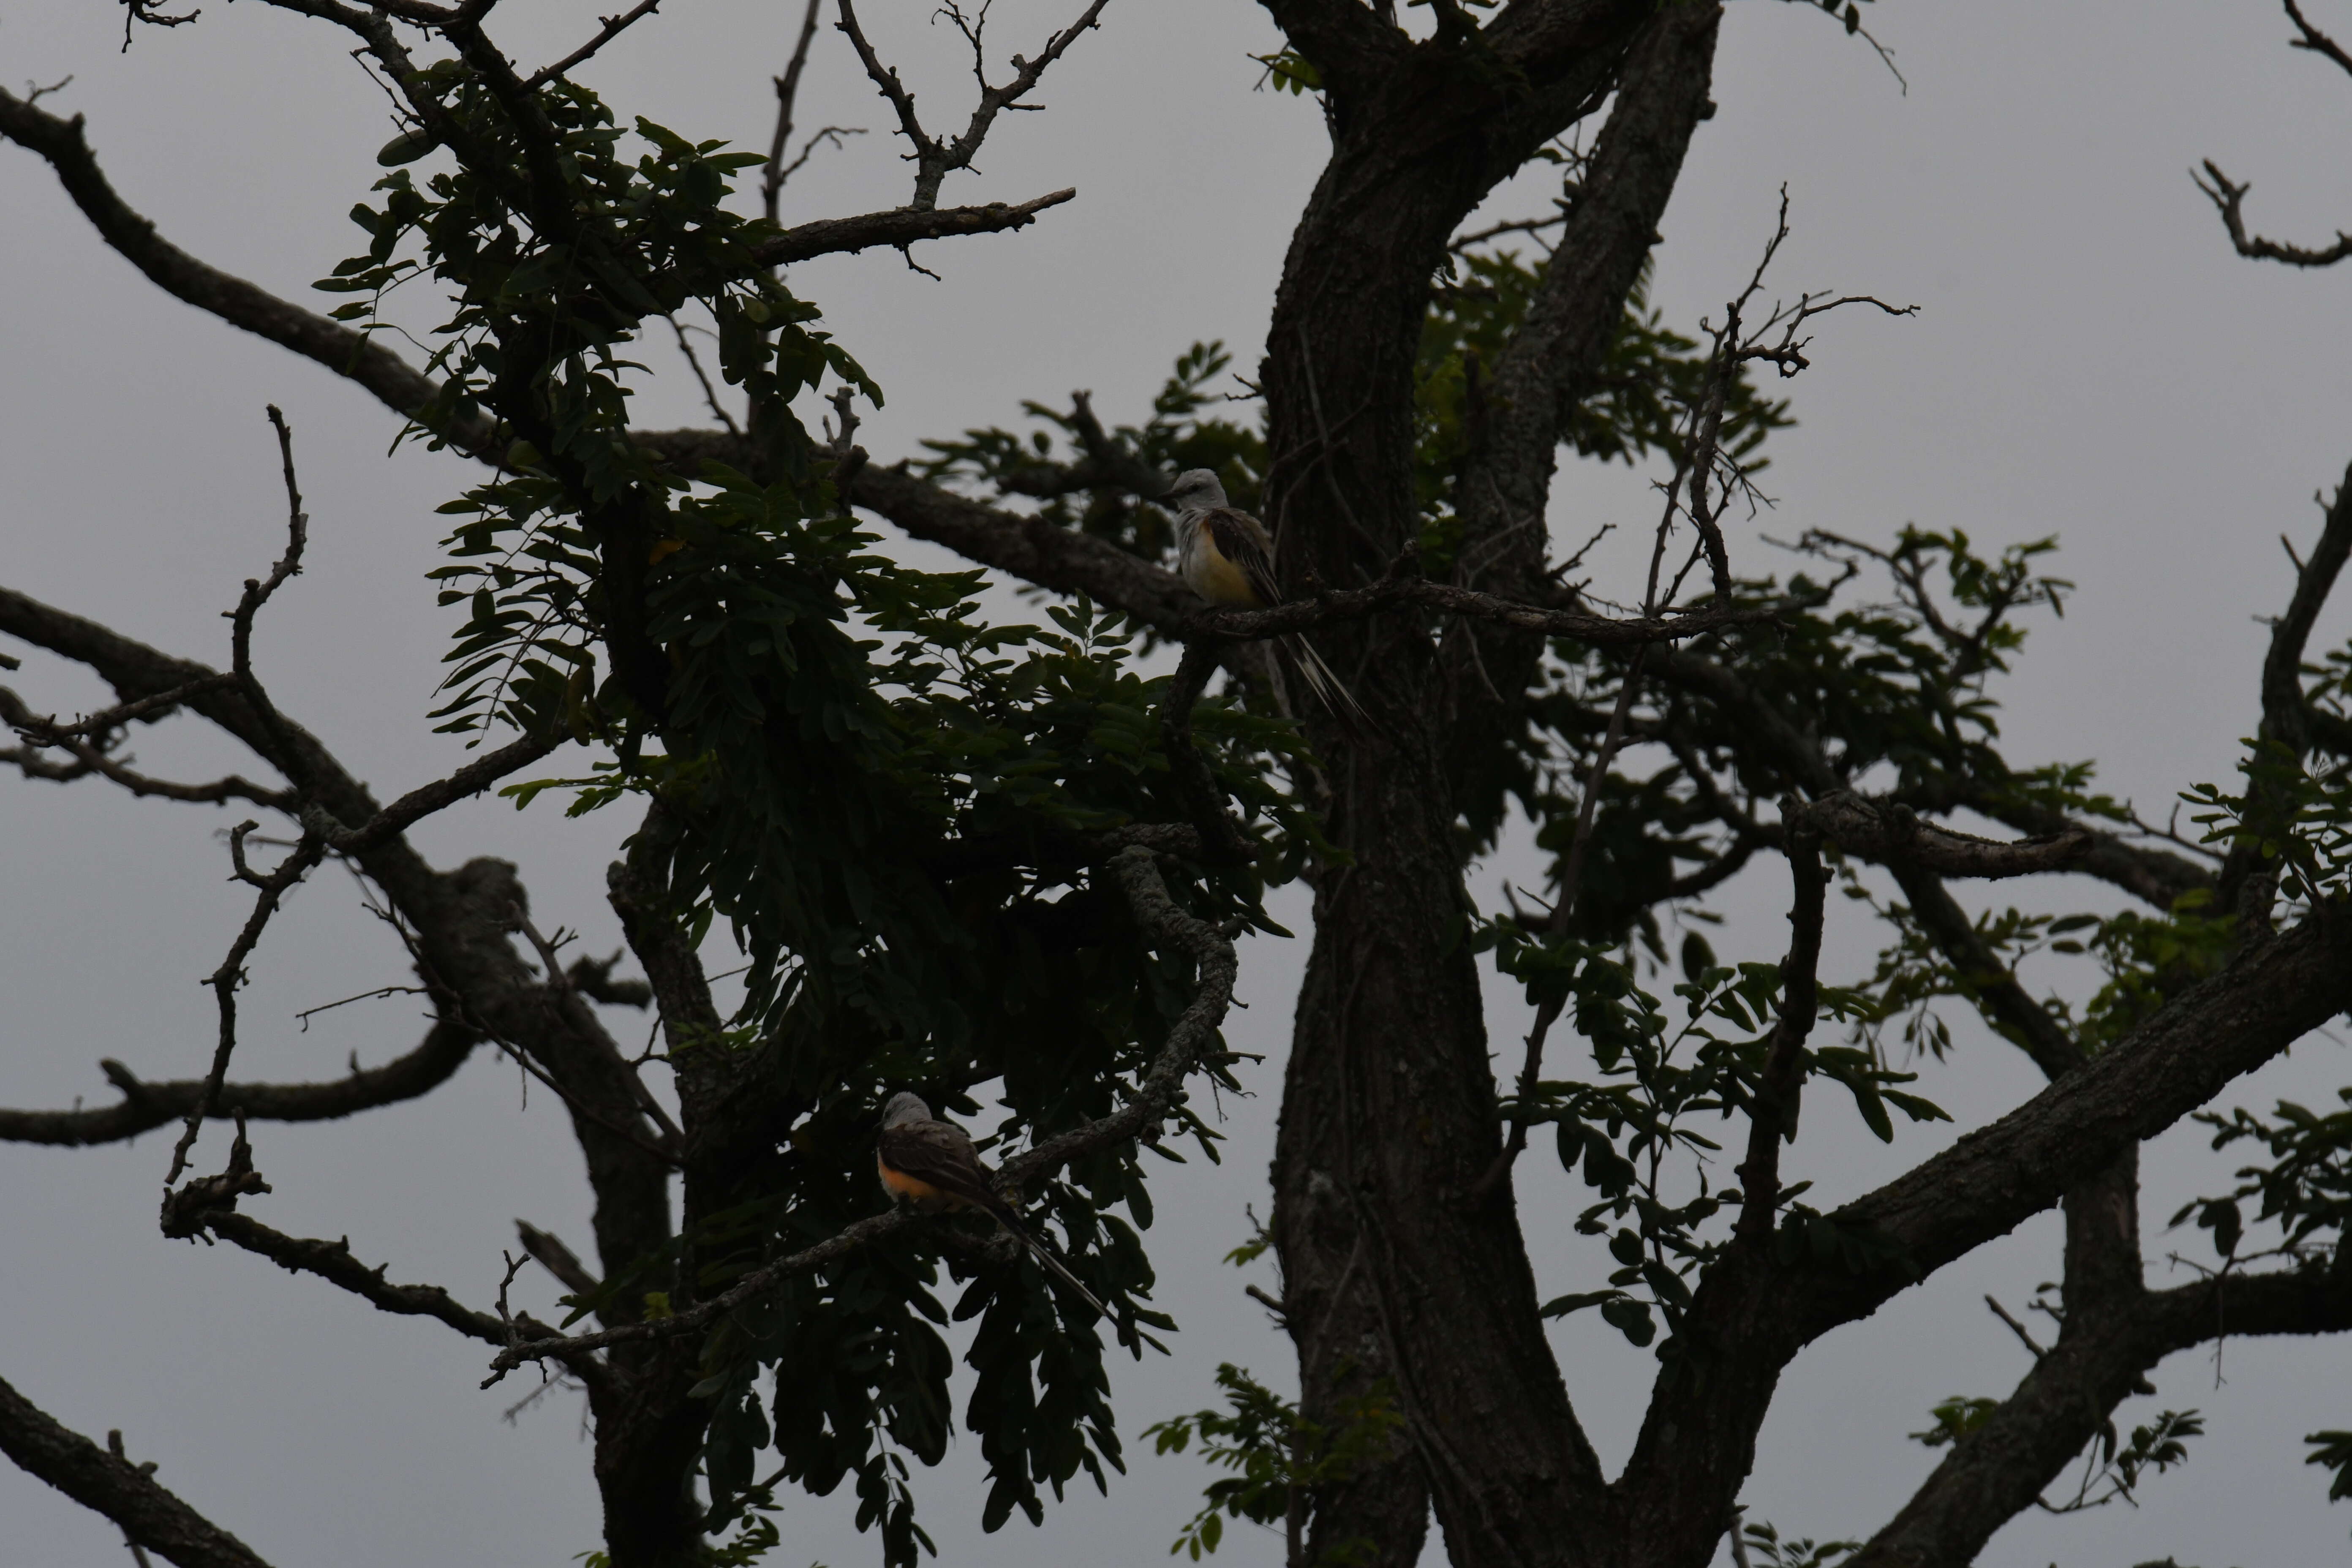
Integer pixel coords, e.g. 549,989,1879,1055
836,0,1111,210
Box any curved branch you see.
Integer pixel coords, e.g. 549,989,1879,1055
0,86,490,458
1907,777,2216,912
2262,457,2352,756
196,1210,601,1386
2194,157,2352,268
1849,1256,2352,1568
0,1374,275,1568
482,842,1237,1378
0,1020,476,1147
1616,899,2352,1563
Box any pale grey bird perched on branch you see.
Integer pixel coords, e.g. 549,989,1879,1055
875,1092,1111,1319
1162,468,1366,723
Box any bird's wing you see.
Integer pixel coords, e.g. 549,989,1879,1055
1204,508,1283,607
878,1122,1010,1219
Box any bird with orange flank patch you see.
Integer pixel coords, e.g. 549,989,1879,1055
876,1092,1111,1319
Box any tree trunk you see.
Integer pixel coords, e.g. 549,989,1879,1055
1260,6,1711,1563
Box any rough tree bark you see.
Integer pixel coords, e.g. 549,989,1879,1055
1258,4,1723,1563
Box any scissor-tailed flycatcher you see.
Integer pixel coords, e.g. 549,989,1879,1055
1163,468,1366,724
876,1092,1111,1319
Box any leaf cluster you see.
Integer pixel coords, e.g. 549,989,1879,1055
1141,1364,1402,1562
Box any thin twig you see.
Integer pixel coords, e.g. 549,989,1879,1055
524,0,665,89
762,0,826,224
665,315,740,436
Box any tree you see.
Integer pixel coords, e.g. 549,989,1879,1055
3,3,2351,1568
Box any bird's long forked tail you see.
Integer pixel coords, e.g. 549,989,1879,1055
1281,633,1369,728
1010,1223,1113,1320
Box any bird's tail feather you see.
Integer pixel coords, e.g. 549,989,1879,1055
1013,1226,1112,1320
1281,634,1368,727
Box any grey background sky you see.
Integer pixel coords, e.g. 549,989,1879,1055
4,0,2351,1563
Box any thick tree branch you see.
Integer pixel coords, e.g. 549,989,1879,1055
0,1019,476,1147
1793,791,2091,879
836,454,1805,653
1849,1255,2352,1568
0,86,490,458
1903,774,2216,912
841,460,1200,626
1443,0,1723,779
1617,900,2352,1563
517,1220,603,1296
0,1375,274,1568
1833,906,2349,1301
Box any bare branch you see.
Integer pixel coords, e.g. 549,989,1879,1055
0,1375,274,1568
0,1019,476,1147
2287,0,2352,79
525,0,667,88
2194,158,2352,268
666,315,741,436
199,1209,593,1372
302,726,565,858
169,825,327,1186
0,87,492,457
762,0,828,223
1189,574,1803,647
748,186,1077,268
836,0,1109,210
166,423,324,1186
2260,457,2352,756
5,674,236,743
0,684,292,808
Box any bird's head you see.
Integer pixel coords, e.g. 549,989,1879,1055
1161,468,1228,513
880,1091,934,1128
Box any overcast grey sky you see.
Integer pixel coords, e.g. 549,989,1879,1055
5,1,2352,1564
